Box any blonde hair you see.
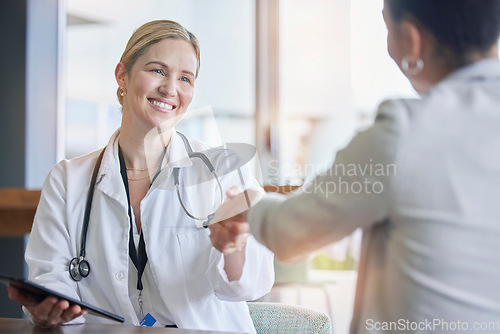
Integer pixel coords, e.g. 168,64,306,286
117,20,200,105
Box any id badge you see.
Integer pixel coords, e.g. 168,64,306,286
140,313,157,327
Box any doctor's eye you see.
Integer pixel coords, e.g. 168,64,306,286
152,69,165,76
179,77,191,84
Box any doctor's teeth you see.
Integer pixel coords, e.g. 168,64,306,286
152,100,173,110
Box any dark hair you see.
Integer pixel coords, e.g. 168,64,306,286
386,0,500,64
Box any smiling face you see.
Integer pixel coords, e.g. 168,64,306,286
116,38,198,134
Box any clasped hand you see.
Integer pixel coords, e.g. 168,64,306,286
209,186,264,254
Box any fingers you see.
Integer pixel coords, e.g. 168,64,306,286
7,285,86,327
27,296,59,327
47,303,86,326
222,233,251,254
57,304,86,325
32,299,85,327
7,286,42,308
209,220,252,254
209,221,244,245
46,300,71,325
226,220,250,234
9,287,84,327
210,187,263,252
209,222,229,253
213,187,262,224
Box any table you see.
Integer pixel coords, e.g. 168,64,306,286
0,189,40,236
0,318,241,334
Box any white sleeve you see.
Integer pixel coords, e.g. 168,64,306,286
205,153,275,301
207,237,274,301
24,161,86,324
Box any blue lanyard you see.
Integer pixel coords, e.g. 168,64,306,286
118,145,148,291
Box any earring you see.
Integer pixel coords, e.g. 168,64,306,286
119,87,127,97
401,55,424,76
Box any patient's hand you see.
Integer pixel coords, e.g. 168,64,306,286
209,187,263,254
7,285,86,327
209,214,251,254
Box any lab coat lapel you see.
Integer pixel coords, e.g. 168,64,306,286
91,129,195,207
92,129,129,210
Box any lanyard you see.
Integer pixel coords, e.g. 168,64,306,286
118,146,148,292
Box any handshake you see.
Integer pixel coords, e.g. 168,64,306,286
208,187,264,254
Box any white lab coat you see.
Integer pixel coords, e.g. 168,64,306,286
25,130,274,333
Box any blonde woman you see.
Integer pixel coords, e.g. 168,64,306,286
8,20,273,332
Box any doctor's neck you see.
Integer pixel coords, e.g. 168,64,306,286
118,125,172,170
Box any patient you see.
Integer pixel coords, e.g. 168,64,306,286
211,1,500,333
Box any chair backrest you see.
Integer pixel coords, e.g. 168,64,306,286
247,302,332,334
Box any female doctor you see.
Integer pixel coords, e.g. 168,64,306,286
7,20,274,332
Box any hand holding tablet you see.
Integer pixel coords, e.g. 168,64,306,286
0,274,124,325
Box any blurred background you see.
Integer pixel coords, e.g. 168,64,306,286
0,0,421,332
60,0,416,181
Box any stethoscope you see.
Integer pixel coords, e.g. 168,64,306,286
69,132,223,281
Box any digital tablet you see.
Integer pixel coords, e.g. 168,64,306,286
0,274,124,323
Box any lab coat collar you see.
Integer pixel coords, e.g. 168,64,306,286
92,129,128,209
101,128,194,170
93,128,194,204
146,129,194,191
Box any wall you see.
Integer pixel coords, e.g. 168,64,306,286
0,0,28,319
0,237,29,317
0,0,60,318
0,0,27,188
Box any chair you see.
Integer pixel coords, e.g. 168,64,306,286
255,250,335,324
247,302,332,334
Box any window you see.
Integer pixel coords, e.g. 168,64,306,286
275,0,416,185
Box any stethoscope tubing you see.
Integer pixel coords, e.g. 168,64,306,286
70,133,223,281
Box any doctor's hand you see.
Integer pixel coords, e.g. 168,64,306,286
209,186,263,254
209,213,251,254
7,285,86,327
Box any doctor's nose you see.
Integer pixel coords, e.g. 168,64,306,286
160,78,177,97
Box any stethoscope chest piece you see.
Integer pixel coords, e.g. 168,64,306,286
69,256,91,281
